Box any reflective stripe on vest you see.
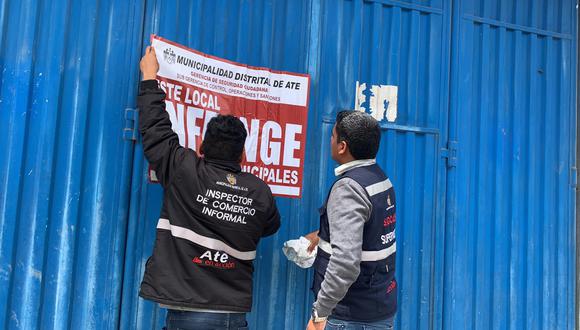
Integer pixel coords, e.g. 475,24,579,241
157,218,257,261
365,178,393,197
318,238,396,262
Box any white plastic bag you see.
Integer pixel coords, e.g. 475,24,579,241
282,236,317,268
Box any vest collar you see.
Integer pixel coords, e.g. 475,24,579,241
334,159,376,176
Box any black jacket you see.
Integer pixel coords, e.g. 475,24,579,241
137,80,280,312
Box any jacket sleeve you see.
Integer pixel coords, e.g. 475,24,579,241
261,194,281,237
138,79,188,187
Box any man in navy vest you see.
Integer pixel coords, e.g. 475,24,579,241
306,110,397,330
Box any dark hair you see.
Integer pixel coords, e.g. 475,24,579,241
202,115,247,162
335,110,381,159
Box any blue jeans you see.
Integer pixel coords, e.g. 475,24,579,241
325,315,395,330
164,310,248,330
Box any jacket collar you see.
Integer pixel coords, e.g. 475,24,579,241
204,157,242,173
334,159,376,176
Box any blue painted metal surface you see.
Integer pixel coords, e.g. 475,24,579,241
312,2,452,329
120,1,316,329
0,0,577,329
121,0,454,328
0,0,143,329
445,0,578,329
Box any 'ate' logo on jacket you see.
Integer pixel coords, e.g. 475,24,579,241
192,250,236,269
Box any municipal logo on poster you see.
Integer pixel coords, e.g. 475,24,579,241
163,47,176,64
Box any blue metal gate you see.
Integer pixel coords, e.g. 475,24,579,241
119,1,317,329
0,0,144,328
118,1,580,329
0,0,576,329
309,2,452,328
120,0,454,329
444,1,578,329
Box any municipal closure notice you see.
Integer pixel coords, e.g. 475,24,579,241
149,35,310,198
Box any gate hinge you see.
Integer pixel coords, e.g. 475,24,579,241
123,108,139,141
571,167,578,189
441,140,458,168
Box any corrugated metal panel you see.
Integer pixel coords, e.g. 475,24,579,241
444,0,577,329
0,0,142,329
310,1,451,329
120,1,316,329
122,0,455,329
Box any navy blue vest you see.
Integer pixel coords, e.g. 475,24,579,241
312,163,397,321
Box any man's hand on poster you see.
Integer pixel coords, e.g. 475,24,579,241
140,46,159,81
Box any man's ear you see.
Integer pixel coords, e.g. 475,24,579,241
337,141,348,155
199,142,205,155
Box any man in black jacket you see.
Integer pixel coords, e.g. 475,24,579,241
138,46,281,330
